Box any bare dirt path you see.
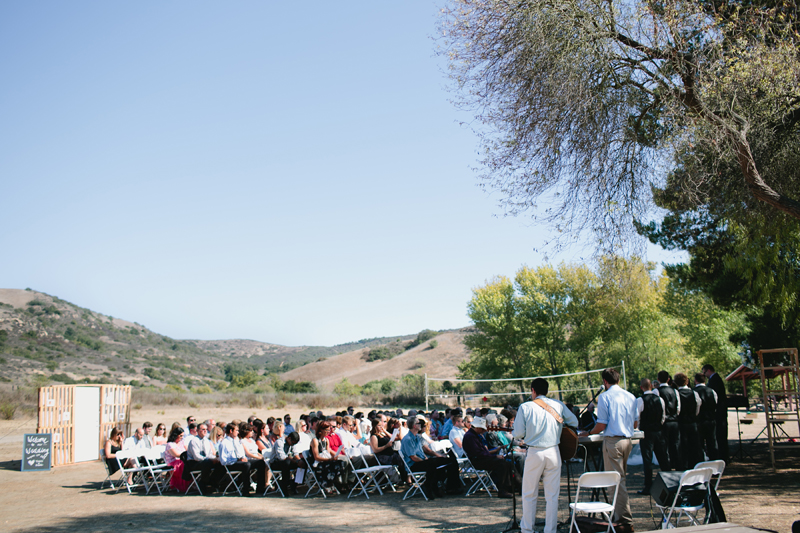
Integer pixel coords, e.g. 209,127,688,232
0,408,797,533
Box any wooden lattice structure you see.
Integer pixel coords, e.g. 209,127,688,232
37,384,131,467
756,348,800,472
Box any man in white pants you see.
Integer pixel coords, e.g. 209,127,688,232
513,378,579,533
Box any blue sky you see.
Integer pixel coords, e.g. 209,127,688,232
0,2,685,346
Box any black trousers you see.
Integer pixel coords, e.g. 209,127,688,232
677,422,703,470
184,458,216,489
410,455,459,493
214,461,252,494
471,455,512,493
662,420,681,470
640,429,670,489
698,419,719,460
270,459,296,492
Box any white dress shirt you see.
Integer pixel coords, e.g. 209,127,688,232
596,384,638,438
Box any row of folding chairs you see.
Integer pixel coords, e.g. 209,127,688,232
398,440,498,501
568,459,726,533
101,445,174,495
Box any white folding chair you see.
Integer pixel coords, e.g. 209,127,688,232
142,446,173,495
655,467,714,529
460,456,497,497
345,447,394,499
221,463,243,496
694,460,725,492
397,449,429,501
263,460,285,497
100,450,122,490
301,450,326,498
114,449,151,494
569,471,621,533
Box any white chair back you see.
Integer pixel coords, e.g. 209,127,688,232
680,467,713,488
576,471,620,489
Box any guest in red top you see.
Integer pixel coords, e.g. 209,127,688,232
325,418,342,453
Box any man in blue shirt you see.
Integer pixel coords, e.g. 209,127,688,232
400,416,460,498
580,368,638,531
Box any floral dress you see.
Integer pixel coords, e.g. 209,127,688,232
313,438,346,489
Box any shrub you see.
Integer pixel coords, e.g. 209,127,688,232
133,403,142,410
428,340,439,350
191,385,213,394
45,361,58,372
333,378,361,396
0,402,17,420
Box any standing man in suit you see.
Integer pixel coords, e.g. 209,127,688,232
657,370,681,469
694,372,719,460
703,364,728,462
674,372,703,469
636,378,670,494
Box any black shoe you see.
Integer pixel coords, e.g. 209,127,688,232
637,488,651,495
446,486,463,495
498,491,513,498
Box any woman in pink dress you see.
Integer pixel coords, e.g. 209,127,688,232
163,427,190,492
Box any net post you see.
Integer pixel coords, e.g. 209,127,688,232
621,360,627,390
425,373,429,412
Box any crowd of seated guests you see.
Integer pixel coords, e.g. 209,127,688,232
105,406,525,497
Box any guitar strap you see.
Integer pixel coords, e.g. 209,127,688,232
534,398,563,423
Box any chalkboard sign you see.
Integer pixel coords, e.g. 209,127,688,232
22,433,52,471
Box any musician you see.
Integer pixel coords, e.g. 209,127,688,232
580,368,638,532
694,372,719,460
656,370,681,470
513,378,578,533
636,378,670,495
703,363,728,462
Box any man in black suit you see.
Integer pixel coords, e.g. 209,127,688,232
657,370,681,469
694,372,719,460
703,364,728,462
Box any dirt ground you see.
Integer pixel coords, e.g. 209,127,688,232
0,407,797,533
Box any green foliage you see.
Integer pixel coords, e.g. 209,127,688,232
362,378,397,396
366,340,408,362
45,361,58,372
191,385,213,394
229,372,259,388
164,384,184,393
333,378,361,396
0,402,16,420
278,379,318,393
23,330,37,339
428,340,439,350
143,367,162,380
0,330,7,347
407,329,439,350
49,373,77,384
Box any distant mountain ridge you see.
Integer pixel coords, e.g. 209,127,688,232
0,288,467,389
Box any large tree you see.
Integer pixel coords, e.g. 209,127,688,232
440,0,800,247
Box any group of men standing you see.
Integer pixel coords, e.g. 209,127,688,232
637,364,728,495
511,365,728,533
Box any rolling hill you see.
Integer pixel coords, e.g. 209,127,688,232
0,288,470,391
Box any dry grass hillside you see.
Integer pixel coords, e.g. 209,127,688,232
281,330,470,390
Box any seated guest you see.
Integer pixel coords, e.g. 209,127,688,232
369,414,404,483
292,419,312,454
239,423,267,494
123,427,146,451
210,426,225,453
183,416,196,436
283,414,294,436
270,423,299,495
462,417,512,498
141,422,154,448
153,423,167,446
104,427,134,480
185,422,219,493
449,415,467,457
430,410,443,439
325,418,343,454
310,421,347,493
335,416,360,449
401,416,461,498
163,427,191,492
217,423,252,496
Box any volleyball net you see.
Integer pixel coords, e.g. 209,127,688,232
423,362,626,411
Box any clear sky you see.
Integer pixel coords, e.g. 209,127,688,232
0,2,685,347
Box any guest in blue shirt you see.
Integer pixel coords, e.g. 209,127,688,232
400,416,461,498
